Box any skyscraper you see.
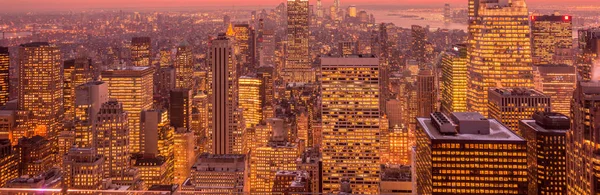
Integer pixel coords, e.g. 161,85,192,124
577,28,600,81
0,139,18,187
441,44,468,113
286,0,313,83
74,81,109,147
234,24,256,73
15,135,53,176
238,76,262,128
320,55,381,194
102,66,155,153
175,41,194,89
18,42,63,140
169,88,192,129
566,81,600,194
63,147,104,189
131,37,151,67
95,100,130,180
0,47,9,107
417,68,436,117
411,25,427,65
250,141,301,193
64,58,93,122
467,0,533,116
208,34,238,154
488,88,551,134
520,112,568,195
533,64,576,116
531,14,573,65
416,112,528,194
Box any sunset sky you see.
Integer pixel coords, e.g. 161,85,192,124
2,0,599,12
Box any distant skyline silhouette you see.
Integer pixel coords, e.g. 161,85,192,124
2,0,599,13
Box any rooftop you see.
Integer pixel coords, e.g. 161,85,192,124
418,112,524,142
381,165,412,182
20,42,51,47
490,88,546,97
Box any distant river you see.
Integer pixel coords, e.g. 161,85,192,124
368,10,468,31
2,32,33,39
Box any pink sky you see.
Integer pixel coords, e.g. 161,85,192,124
2,0,599,12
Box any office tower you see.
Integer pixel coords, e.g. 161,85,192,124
443,4,451,23
18,42,63,139
14,135,53,176
467,0,533,116
0,47,9,107
286,0,313,83
0,139,18,187
64,58,93,121
416,112,528,194
131,37,151,67
520,112,568,194
577,28,600,81
132,156,170,187
174,128,194,185
239,76,262,128
234,24,254,68
95,100,130,180
320,55,380,194
384,125,409,165
208,34,238,155
567,81,600,194
182,154,245,193
417,68,436,117
63,147,104,189
257,66,275,107
488,88,551,134
250,141,302,192
531,14,573,65
441,44,468,113
411,25,427,65
192,93,208,147
338,41,359,56
258,30,276,67
141,109,174,158
159,49,172,68
74,81,109,147
156,67,176,101
533,64,576,116
272,170,311,193
347,6,357,17
175,41,194,89
170,88,192,129
102,66,154,153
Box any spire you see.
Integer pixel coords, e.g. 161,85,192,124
226,23,235,37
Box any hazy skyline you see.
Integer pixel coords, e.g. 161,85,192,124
2,0,600,13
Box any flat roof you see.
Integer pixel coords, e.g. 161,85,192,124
417,117,524,142
521,119,568,134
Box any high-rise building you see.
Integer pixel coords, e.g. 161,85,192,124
64,58,93,122
441,44,468,113
63,147,104,189
208,34,238,155
347,6,357,17
131,37,151,67
320,55,381,194
239,76,262,128
531,14,573,65
520,112,568,195
416,112,528,194
417,68,436,117
250,141,302,193
18,42,63,140
339,41,360,56
159,49,172,68
173,128,195,185
0,47,9,107
443,4,451,23
488,88,551,134
169,88,192,129
286,0,313,83
74,81,109,147
0,139,18,187
175,41,194,89
411,25,427,65
15,135,53,176
132,155,170,187
467,0,533,116
234,24,255,71
567,81,600,194
533,64,576,116
257,66,275,108
156,67,176,101
576,28,600,81
183,154,246,193
95,100,131,180
102,66,154,153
